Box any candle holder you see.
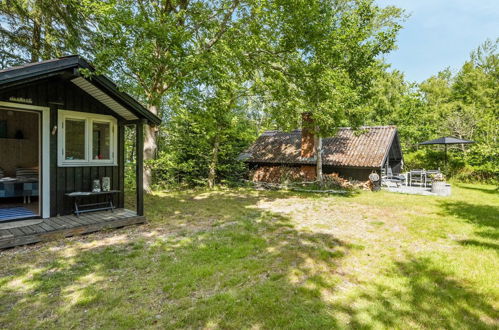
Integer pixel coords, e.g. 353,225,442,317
92,179,101,192
102,177,111,192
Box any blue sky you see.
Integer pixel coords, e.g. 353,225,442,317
376,0,499,82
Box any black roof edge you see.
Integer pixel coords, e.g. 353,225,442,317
0,56,80,84
0,56,161,125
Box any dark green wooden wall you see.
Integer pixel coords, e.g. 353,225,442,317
0,76,126,216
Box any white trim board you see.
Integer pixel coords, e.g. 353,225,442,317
0,101,50,219
71,77,138,121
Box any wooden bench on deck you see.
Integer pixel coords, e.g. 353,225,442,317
65,190,121,217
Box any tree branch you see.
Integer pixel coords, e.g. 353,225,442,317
203,0,240,51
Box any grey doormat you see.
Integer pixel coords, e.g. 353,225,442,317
0,219,43,230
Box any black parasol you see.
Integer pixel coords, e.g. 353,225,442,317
419,136,475,165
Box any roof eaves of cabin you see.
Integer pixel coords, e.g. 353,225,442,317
0,56,161,125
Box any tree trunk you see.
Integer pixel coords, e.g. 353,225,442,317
31,14,41,62
143,104,158,193
208,132,221,189
315,134,323,183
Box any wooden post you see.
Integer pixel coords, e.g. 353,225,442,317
118,124,125,208
136,120,145,216
315,134,323,183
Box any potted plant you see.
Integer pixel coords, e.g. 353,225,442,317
430,173,447,195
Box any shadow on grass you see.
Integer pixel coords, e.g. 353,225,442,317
456,184,499,195
439,200,498,252
329,256,498,329
458,239,499,251
438,200,498,229
0,190,353,328
1,190,497,328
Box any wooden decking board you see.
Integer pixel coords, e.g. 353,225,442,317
69,216,91,226
18,225,37,235
58,216,83,228
29,223,48,233
0,231,13,239
38,222,55,232
16,226,31,235
8,228,24,237
70,216,91,226
49,217,70,228
44,219,64,230
83,214,105,223
0,209,145,250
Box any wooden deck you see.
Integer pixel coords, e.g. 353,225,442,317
0,209,146,249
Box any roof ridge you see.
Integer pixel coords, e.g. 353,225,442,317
262,125,396,134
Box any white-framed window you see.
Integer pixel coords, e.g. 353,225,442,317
58,110,117,166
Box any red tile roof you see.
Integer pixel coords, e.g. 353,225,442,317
241,126,399,168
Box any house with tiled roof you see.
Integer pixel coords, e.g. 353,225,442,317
240,115,403,183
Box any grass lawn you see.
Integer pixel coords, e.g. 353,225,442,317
0,183,498,329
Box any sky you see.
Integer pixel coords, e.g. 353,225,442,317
375,0,499,82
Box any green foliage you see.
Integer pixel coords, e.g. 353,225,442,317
0,0,88,64
456,144,499,184
370,39,498,183
150,107,256,188
254,0,404,135
403,149,446,171
1,1,495,187
402,147,497,185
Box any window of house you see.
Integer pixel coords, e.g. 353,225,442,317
58,110,117,166
65,119,86,160
92,121,111,160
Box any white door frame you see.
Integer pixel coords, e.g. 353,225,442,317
0,101,50,218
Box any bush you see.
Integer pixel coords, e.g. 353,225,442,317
403,146,498,184
403,149,450,171
453,164,499,185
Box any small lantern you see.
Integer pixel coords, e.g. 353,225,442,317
102,177,111,192
92,179,101,192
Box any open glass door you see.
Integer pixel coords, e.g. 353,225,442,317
0,108,40,222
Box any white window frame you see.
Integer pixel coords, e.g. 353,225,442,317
0,101,50,218
58,110,117,167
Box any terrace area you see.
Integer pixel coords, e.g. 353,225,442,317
0,209,145,249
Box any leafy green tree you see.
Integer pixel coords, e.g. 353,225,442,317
157,103,256,188
366,68,432,149
252,0,404,181
0,0,87,63
89,0,249,192
159,28,261,188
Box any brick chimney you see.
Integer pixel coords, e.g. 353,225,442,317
301,112,314,158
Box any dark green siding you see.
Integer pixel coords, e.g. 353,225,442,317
0,76,126,216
